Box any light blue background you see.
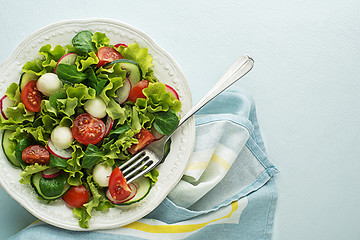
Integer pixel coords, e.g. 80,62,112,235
1,1,359,239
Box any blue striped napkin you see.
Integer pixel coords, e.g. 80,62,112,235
10,88,278,240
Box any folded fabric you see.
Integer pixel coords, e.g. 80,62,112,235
10,88,278,240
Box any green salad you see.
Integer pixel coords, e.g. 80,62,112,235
0,30,181,228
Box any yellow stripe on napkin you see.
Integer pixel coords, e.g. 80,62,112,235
210,154,231,170
122,201,238,233
186,154,230,171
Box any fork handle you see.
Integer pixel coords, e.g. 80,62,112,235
177,55,254,128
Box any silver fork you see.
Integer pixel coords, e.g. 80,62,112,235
119,55,254,184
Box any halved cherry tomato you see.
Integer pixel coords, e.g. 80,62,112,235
62,185,89,208
108,167,132,201
72,113,106,145
97,47,123,68
127,80,149,103
21,80,43,112
22,145,50,165
128,128,155,155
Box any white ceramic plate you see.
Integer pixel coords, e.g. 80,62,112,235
0,19,195,231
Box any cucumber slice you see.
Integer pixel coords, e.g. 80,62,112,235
106,176,151,205
19,72,39,90
2,130,21,168
115,77,131,104
120,176,152,205
31,172,70,200
104,59,142,87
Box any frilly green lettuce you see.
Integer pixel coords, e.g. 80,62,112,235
98,63,127,104
0,83,35,127
92,32,110,49
137,82,181,114
66,83,96,105
75,51,98,72
5,103,35,124
105,99,126,121
39,44,67,70
73,175,113,229
63,142,84,186
19,163,49,184
22,59,46,76
6,83,21,103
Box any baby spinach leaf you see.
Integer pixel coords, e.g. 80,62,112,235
39,174,67,197
84,69,107,95
49,155,68,168
108,124,131,137
56,64,87,84
82,144,105,168
153,110,179,135
72,30,96,53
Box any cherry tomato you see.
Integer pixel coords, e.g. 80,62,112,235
97,47,123,68
128,128,155,155
22,145,50,165
62,185,90,208
108,167,132,201
127,80,149,103
21,80,43,112
72,113,106,145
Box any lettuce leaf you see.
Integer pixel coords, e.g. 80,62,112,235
4,102,35,124
98,63,126,105
92,32,110,49
64,143,84,185
105,99,127,121
19,163,49,184
75,51,98,72
73,175,113,229
6,83,21,104
57,97,78,117
39,44,66,70
144,168,159,183
22,59,46,76
0,83,35,127
136,82,181,114
66,83,96,106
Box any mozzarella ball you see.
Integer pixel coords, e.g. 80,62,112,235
51,126,74,149
93,163,113,187
84,97,107,118
36,73,62,96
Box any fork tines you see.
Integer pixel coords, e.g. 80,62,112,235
118,150,155,184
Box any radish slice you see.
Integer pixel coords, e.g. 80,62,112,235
42,168,63,179
114,43,128,48
55,53,78,74
47,139,72,159
150,126,164,140
165,84,180,100
106,183,137,204
104,116,114,137
0,95,15,120
115,78,131,104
